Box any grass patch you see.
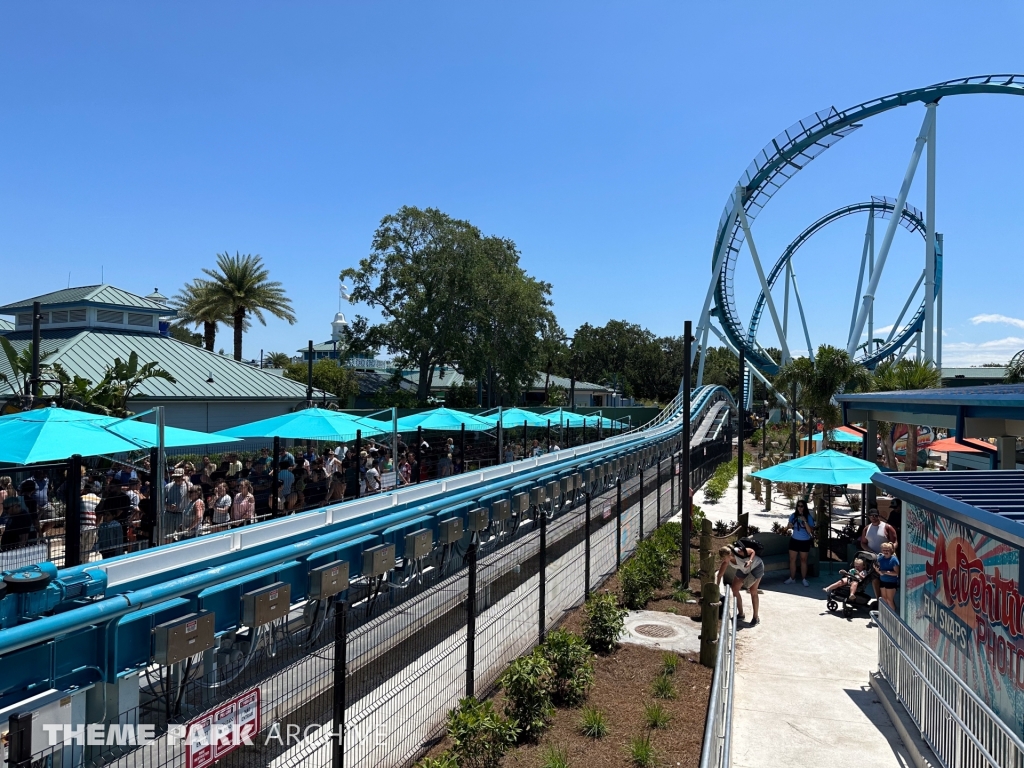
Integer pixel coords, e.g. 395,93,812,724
578,706,608,739
652,674,676,700
643,701,672,729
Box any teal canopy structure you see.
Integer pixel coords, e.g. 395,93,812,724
751,449,879,485
394,407,492,432
541,409,601,428
811,430,863,443
480,408,551,428
0,406,239,464
217,407,386,441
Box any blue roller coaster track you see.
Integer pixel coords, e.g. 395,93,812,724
712,74,1024,373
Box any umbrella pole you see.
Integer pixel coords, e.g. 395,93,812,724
546,420,551,452
460,423,466,473
828,484,834,575
155,406,166,547
522,421,527,460
392,408,398,476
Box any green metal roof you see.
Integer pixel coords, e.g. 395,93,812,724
0,329,330,402
0,319,12,332
0,285,170,314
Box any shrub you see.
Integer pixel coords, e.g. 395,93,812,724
671,586,692,603
713,519,731,537
500,651,554,742
660,652,679,675
541,744,570,768
771,521,787,535
540,629,594,706
446,698,518,768
416,754,458,768
650,521,682,558
582,592,627,654
644,701,672,729
620,558,655,610
579,706,608,738
652,674,676,699
703,458,738,504
627,732,657,767
746,524,760,535
690,503,705,533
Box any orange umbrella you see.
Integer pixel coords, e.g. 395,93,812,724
928,437,992,454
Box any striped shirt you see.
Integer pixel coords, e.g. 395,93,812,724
231,493,255,522
81,492,100,527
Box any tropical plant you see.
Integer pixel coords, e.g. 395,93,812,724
446,698,518,768
59,352,176,416
651,673,675,699
283,359,358,404
539,629,594,706
774,345,872,447
1006,350,1024,384
578,706,608,739
0,338,52,398
201,252,296,360
582,592,627,654
644,701,672,729
170,279,236,353
660,652,679,675
627,732,657,767
500,651,554,742
264,351,292,368
540,744,570,768
445,379,478,408
415,754,458,768
872,358,942,470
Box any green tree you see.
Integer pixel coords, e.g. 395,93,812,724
445,379,478,407
0,338,66,400
170,279,234,353
168,324,202,347
264,351,292,368
774,345,871,453
342,207,552,403
201,253,296,361
284,359,358,405
873,358,941,470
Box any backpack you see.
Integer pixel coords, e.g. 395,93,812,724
736,537,764,557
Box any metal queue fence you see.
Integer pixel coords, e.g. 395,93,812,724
876,602,1024,768
11,438,730,768
698,587,737,768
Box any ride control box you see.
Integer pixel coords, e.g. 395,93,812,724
242,582,291,627
468,508,490,532
512,493,529,517
309,561,349,599
153,611,215,666
439,517,463,545
491,498,510,522
363,544,396,577
405,529,433,559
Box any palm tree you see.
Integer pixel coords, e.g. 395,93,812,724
170,279,232,352
775,345,871,452
1006,350,1024,384
202,253,296,361
873,358,942,470
264,351,292,368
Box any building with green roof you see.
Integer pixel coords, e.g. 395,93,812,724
0,285,332,431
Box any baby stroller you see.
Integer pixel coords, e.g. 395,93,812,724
825,550,878,619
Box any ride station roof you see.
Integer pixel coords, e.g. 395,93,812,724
874,470,1024,545
836,384,1024,435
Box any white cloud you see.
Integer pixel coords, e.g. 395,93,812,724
970,314,1024,330
942,336,1024,366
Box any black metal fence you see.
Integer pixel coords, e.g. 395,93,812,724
10,437,730,768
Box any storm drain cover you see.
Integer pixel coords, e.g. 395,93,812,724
634,624,676,638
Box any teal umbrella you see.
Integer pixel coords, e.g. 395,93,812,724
542,410,617,429
751,449,879,485
217,407,386,441
480,408,551,428
811,429,863,443
0,407,239,464
395,407,492,432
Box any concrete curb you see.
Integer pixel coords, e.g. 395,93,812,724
869,671,939,768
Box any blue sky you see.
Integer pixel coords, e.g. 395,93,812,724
2,2,1023,367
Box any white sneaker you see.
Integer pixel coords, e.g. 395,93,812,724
784,578,795,584
802,579,810,587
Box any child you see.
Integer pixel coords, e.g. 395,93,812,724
824,557,868,597
874,541,900,611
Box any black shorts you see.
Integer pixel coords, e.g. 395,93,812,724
880,580,900,591
789,537,812,553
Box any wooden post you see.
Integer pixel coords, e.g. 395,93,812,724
700,581,720,668
699,518,713,587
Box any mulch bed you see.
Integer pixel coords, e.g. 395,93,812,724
421,544,712,767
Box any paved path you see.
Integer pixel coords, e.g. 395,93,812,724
730,574,912,767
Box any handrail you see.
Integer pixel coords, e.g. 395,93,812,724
876,602,1024,767
699,586,737,768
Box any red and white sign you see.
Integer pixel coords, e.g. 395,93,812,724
185,688,261,768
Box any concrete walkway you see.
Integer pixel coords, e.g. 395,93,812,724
730,573,912,767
